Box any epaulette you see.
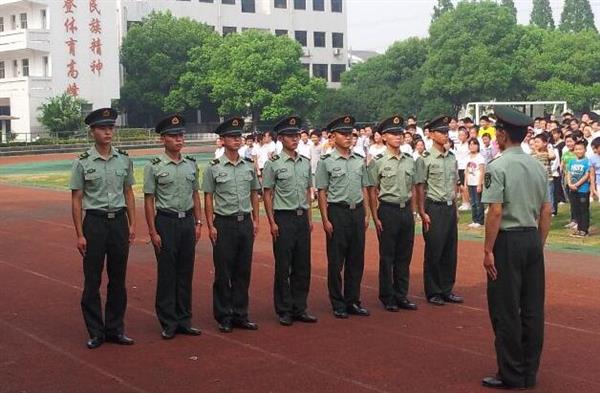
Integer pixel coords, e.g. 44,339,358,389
185,155,196,162
78,151,89,160
151,157,161,165
402,152,412,159
270,154,280,162
447,150,455,156
300,154,310,160
374,153,384,160
117,148,128,156
320,153,331,160
210,158,220,166
422,151,430,157
244,157,254,163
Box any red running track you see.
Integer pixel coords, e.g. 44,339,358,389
0,183,599,393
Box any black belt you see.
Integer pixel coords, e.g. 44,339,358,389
274,209,307,216
215,213,251,222
157,209,193,219
328,201,363,210
500,227,537,233
426,198,454,206
86,208,125,219
379,200,411,209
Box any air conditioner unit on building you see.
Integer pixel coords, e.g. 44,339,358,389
302,48,311,57
333,48,341,56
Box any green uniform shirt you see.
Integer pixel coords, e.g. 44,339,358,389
201,155,261,216
315,148,372,204
415,145,458,203
481,146,549,230
368,149,422,204
262,150,312,210
143,154,199,212
69,146,135,211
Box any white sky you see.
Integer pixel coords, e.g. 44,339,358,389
348,0,600,52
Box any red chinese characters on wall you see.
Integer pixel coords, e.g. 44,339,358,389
64,0,78,96
89,1,103,76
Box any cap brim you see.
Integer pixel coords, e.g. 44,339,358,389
277,127,301,135
431,127,449,133
89,119,116,127
221,130,243,136
331,127,354,133
160,128,185,135
381,126,404,134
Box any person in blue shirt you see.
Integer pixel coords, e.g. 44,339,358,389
590,137,600,202
566,140,591,237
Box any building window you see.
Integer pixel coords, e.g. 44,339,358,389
43,56,49,77
314,32,325,47
332,32,343,48
331,0,342,13
41,10,47,29
22,59,29,77
241,0,255,12
331,64,346,82
294,0,306,10
313,0,324,11
275,29,288,37
0,62,5,79
222,0,235,3
301,63,310,72
313,64,328,81
20,13,27,29
294,31,307,46
0,17,4,32
12,60,18,77
223,26,237,35
11,15,16,30
274,0,286,8
198,0,214,2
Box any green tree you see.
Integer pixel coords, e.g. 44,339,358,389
432,0,454,22
120,11,220,126
37,93,88,136
530,0,555,29
170,30,324,128
421,1,523,113
501,0,517,21
559,0,597,32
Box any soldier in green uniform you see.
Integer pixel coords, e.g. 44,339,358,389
315,115,372,319
70,108,136,349
415,115,463,306
480,106,552,390
202,117,261,333
368,115,420,312
143,114,203,340
262,116,318,326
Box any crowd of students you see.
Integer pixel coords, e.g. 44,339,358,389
214,111,599,237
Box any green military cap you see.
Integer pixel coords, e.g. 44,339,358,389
85,107,117,127
493,106,533,137
377,115,404,134
274,115,302,136
216,117,244,137
426,115,451,133
155,114,185,135
326,115,355,133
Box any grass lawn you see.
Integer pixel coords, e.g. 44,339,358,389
1,158,598,255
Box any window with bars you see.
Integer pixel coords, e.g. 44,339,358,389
275,29,288,37
0,62,5,79
294,31,307,46
312,64,328,81
331,64,346,82
294,0,306,10
223,26,237,36
314,32,325,48
20,13,27,29
331,0,342,13
274,0,286,8
313,0,324,11
332,32,343,48
241,0,255,12
22,59,29,77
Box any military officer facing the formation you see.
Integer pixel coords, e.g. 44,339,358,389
315,115,372,319
262,116,318,326
202,117,261,333
480,106,552,390
143,114,202,340
415,115,463,306
70,108,136,349
368,115,420,312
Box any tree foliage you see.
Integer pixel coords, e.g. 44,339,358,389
560,0,597,33
120,11,220,126
37,93,88,136
530,0,555,29
432,0,454,22
501,0,517,21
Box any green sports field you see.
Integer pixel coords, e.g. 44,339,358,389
0,153,597,255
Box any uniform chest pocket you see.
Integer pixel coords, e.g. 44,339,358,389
115,169,126,177
158,175,174,185
186,174,196,182
84,173,101,182
429,166,444,180
215,175,230,184
380,172,397,188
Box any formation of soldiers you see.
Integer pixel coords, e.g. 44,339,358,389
70,106,551,390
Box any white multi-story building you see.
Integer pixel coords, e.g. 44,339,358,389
0,0,348,139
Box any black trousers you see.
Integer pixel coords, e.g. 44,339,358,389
326,204,366,312
422,200,458,299
81,212,129,338
571,192,590,233
212,214,254,323
488,230,545,388
154,213,196,332
272,210,311,317
377,202,415,306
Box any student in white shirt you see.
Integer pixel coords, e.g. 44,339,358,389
465,138,485,228
214,136,225,158
367,130,386,163
255,131,276,176
456,128,471,210
412,138,426,160
400,131,414,154
296,129,312,158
